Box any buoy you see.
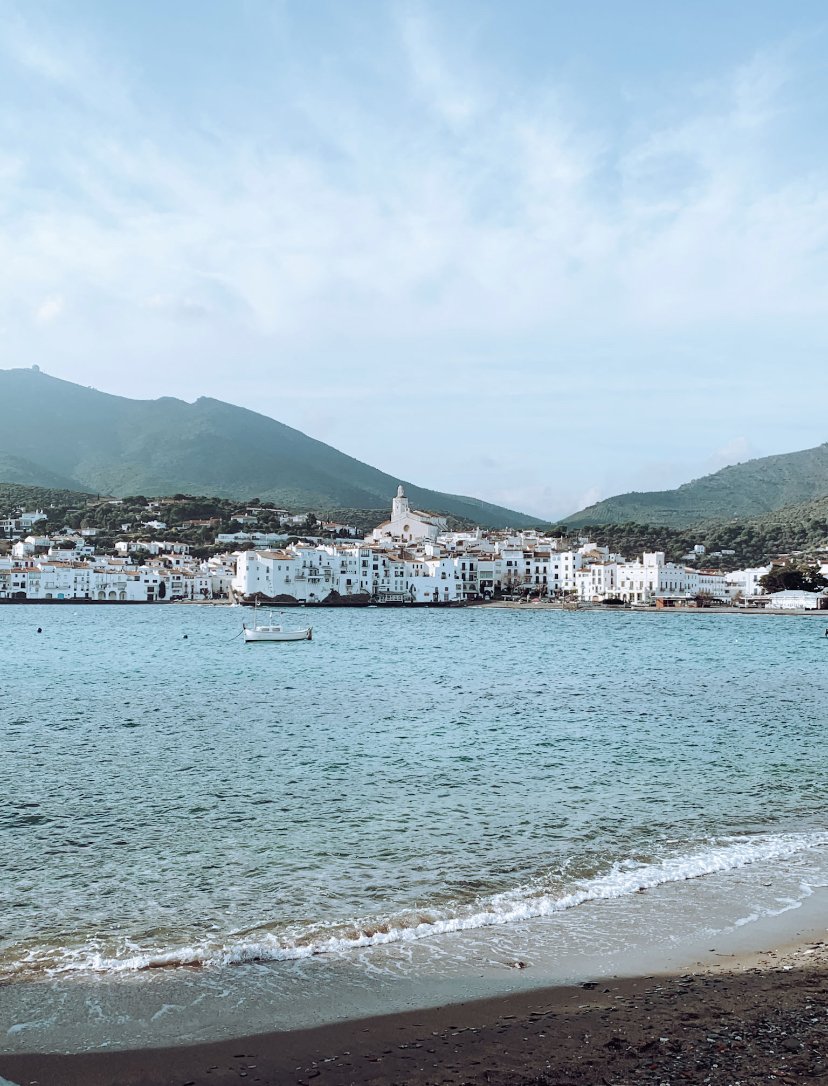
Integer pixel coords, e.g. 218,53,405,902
37,627,42,634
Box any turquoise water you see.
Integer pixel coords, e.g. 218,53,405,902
1,604,827,1048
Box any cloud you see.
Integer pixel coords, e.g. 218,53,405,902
1,17,825,353
0,5,133,115
398,6,478,125
0,6,826,516
573,486,604,513
34,294,65,324
704,436,756,473
143,294,210,322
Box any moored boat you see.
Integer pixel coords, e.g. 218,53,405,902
243,614,312,642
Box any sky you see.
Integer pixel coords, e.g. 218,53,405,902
1,0,827,519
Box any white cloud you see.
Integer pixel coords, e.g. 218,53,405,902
0,8,826,516
34,294,65,324
0,6,133,115
704,437,756,473
573,485,604,513
398,6,478,126
143,294,209,321
2,25,825,348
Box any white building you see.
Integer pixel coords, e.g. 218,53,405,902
11,536,51,558
231,538,470,605
216,531,289,547
0,509,48,537
764,590,826,610
370,486,448,544
572,551,731,605
725,565,772,600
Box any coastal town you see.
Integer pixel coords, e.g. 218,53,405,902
2,486,827,611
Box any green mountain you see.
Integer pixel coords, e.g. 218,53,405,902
0,481,93,513
0,452,88,492
0,367,536,528
557,494,828,569
563,443,828,528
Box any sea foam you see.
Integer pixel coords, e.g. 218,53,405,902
32,830,828,978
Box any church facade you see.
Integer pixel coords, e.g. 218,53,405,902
370,486,448,544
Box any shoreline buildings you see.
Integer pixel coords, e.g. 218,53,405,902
1,489,824,609
229,488,783,608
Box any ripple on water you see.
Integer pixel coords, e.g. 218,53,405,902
0,605,826,982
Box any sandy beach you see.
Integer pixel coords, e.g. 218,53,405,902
3,920,825,1086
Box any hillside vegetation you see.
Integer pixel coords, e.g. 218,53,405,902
0,482,94,511
560,494,828,569
0,489,382,556
0,368,537,529
6,483,828,571
564,444,828,527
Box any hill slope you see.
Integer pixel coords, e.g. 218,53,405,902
0,452,90,493
564,444,828,528
557,494,828,569
0,368,536,528
0,482,93,513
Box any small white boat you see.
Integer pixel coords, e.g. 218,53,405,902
243,613,312,643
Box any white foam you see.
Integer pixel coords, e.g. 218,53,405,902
30,830,828,977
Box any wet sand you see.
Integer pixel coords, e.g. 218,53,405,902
3,934,825,1086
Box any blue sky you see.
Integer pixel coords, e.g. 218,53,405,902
1,1,827,519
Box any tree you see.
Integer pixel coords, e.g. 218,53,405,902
759,562,828,594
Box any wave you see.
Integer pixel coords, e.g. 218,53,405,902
12,830,828,978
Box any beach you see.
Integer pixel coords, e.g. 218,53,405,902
2,901,825,1086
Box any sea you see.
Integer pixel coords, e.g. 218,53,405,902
1,603,827,1053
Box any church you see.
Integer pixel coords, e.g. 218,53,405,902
369,486,448,544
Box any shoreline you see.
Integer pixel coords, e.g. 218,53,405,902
484,600,828,614
2,596,827,615
2,894,825,1086
2,923,825,1085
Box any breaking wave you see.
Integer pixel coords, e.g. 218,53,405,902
13,830,827,979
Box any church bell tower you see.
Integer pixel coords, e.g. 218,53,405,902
392,484,410,522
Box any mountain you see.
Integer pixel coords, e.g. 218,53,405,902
0,368,537,528
0,452,89,492
563,443,828,528
559,494,828,570
0,482,93,513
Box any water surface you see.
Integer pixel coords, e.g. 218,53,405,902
1,604,826,1049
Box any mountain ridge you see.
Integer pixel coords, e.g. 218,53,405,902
0,367,537,528
563,443,828,528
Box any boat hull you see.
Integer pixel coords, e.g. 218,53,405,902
243,627,312,643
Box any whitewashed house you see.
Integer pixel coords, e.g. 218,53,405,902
764,590,826,610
